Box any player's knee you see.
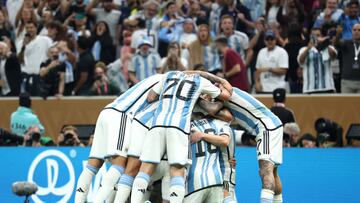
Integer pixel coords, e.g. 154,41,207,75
88,158,104,168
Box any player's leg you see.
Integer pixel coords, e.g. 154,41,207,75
259,160,275,203
75,158,103,203
115,121,148,203
75,110,107,203
183,189,205,203
160,161,171,203
273,167,283,203
132,128,165,203
94,112,131,203
167,129,189,203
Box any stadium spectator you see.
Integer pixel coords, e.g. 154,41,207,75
0,42,21,96
188,24,222,74
39,45,65,99
215,37,249,92
233,0,255,36
270,88,296,125
300,133,317,148
276,0,306,39
58,125,85,146
86,0,121,44
18,20,52,96
37,0,67,22
73,36,96,95
0,9,14,43
255,29,289,93
219,15,252,66
14,7,37,52
90,21,116,65
89,61,120,95
314,0,343,28
298,27,337,94
209,0,225,36
10,93,44,136
128,38,161,84
124,0,160,32
106,58,129,93
6,0,26,26
283,122,301,147
284,24,306,93
46,21,67,43
265,0,282,24
336,23,360,93
338,0,360,40
38,10,54,36
65,0,87,18
130,18,158,53
185,0,210,25
242,0,266,22
160,41,187,72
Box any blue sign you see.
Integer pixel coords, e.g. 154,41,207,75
0,147,359,202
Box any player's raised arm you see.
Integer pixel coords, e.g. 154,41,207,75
185,70,233,95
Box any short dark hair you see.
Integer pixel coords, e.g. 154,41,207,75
273,88,286,103
19,92,31,108
25,20,38,28
77,36,90,50
215,37,228,45
347,0,359,7
166,1,175,9
193,63,205,71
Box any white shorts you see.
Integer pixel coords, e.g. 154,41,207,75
256,127,283,165
184,186,223,203
140,127,190,165
223,180,237,202
127,119,149,158
89,109,131,159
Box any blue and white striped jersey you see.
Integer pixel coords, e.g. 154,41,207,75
221,31,249,60
225,88,282,136
106,74,163,118
133,101,159,128
151,71,221,134
187,118,231,195
203,45,222,72
219,128,236,185
128,51,161,81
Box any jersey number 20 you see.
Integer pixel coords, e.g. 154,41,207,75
163,78,196,101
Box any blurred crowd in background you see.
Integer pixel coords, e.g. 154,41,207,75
0,0,360,98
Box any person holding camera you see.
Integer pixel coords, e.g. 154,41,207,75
298,27,337,94
89,61,119,95
23,125,43,147
160,41,187,73
58,125,85,147
39,45,65,99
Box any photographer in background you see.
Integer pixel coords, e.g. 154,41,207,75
23,125,42,147
58,125,85,147
10,93,44,137
39,45,65,99
160,41,187,73
0,128,24,146
89,61,119,96
298,27,337,94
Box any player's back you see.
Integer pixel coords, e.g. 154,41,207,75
187,118,228,195
225,88,282,135
152,72,206,133
106,74,163,116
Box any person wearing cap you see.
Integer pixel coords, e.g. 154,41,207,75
128,38,161,84
270,88,296,126
298,27,337,94
10,93,45,137
215,37,249,92
255,29,289,93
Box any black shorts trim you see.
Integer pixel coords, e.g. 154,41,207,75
149,125,190,135
133,118,150,130
184,184,223,197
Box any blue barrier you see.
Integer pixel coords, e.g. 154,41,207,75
0,147,359,203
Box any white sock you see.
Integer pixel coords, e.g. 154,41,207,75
169,176,185,203
260,189,274,203
114,174,134,203
273,194,283,203
75,164,99,203
131,172,150,203
93,165,124,203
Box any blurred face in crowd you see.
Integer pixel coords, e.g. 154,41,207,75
311,29,322,42
42,10,53,24
49,46,59,60
47,27,58,39
183,21,194,33
48,0,60,10
94,67,105,80
167,3,177,17
352,24,360,41
348,3,359,18
140,44,150,54
21,8,32,22
265,35,276,50
25,23,37,38
198,25,209,43
96,22,107,36
23,0,33,8
0,42,8,58
301,139,316,148
190,1,200,13
0,11,5,24
102,0,113,12
221,17,234,35
146,4,158,18
326,0,338,11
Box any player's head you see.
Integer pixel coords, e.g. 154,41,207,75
19,92,31,108
193,63,206,71
215,37,228,53
273,88,286,103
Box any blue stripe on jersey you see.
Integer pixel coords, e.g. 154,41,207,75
204,142,211,186
314,53,319,90
233,88,282,127
320,54,326,89
235,37,241,54
204,46,209,71
138,109,155,124
230,108,259,135
208,120,222,184
197,123,208,188
151,55,156,76
307,52,311,91
179,76,201,130
111,79,147,109
135,57,140,79
188,143,197,193
144,56,149,78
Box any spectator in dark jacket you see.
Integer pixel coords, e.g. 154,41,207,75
270,88,296,125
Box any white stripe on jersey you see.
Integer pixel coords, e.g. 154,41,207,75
151,71,221,134
225,88,282,135
187,118,231,195
106,74,162,118
129,52,161,81
222,31,249,60
203,45,221,72
219,128,236,185
133,101,159,128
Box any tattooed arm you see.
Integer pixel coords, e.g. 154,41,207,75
185,70,233,94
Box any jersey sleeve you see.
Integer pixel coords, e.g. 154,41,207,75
215,119,231,137
152,74,167,94
200,77,221,99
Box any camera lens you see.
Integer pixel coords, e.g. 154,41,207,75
31,132,41,142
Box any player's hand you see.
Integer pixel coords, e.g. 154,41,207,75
191,130,203,143
229,157,236,168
